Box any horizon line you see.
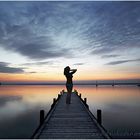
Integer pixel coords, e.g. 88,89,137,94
0,79,140,83
1,79,140,86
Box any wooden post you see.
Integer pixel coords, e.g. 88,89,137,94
79,93,81,98
51,98,56,108
84,98,87,104
40,110,45,125
96,80,98,87
62,89,64,94
97,109,102,125
58,94,61,99
53,98,56,103
112,80,115,87
74,89,78,94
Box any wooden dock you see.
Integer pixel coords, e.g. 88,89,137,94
32,90,111,139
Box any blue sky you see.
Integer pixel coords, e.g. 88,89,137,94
0,1,140,81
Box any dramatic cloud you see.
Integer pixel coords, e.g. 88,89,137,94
0,1,140,62
0,62,24,73
0,2,72,60
106,59,140,65
0,1,140,80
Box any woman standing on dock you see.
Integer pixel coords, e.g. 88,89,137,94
64,66,77,104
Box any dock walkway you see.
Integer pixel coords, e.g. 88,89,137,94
32,91,110,139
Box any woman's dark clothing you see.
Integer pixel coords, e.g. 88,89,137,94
66,73,73,84
65,71,75,104
66,72,73,92
65,70,76,104
66,73,73,94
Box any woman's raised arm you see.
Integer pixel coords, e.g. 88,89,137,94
70,69,77,74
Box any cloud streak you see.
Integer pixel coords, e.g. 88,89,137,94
101,54,120,58
106,59,140,65
0,62,24,73
21,61,53,66
74,63,84,65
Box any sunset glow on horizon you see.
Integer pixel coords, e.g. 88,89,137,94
0,1,140,82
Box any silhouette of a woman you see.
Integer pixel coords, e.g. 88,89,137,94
64,66,77,104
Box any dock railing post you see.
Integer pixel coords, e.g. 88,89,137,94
84,98,87,104
79,93,81,98
53,98,56,104
58,94,61,99
62,89,64,94
74,89,78,94
97,109,102,125
40,110,45,125
84,98,89,109
51,98,56,108
112,80,115,87
96,80,98,87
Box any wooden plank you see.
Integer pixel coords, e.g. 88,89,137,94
32,92,111,139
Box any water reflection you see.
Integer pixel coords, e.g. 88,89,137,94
0,95,22,107
0,85,140,138
0,85,64,138
75,85,140,138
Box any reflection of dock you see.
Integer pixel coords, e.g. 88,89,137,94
32,90,111,139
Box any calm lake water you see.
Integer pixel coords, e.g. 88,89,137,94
0,85,140,138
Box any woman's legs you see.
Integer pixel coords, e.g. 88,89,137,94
66,84,73,104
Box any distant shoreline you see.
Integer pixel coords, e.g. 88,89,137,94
1,79,140,86
1,83,140,86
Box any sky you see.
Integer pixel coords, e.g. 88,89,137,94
0,1,140,82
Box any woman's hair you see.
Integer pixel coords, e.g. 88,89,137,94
64,66,70,75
